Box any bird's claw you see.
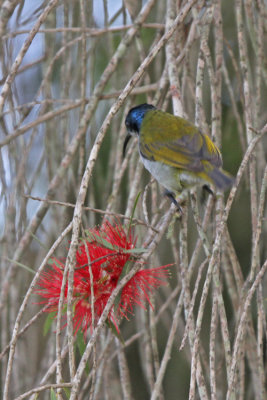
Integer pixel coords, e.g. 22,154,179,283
164,191,183,214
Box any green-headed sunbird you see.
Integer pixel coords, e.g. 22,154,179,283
123,104,234,208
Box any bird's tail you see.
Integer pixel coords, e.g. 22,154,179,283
208,168,234,190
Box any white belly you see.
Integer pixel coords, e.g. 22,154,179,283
142,158,180,192
141,157,203,193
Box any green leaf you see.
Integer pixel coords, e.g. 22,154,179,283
106,319,125,344
51,259,63,269
114,289,122,314
85,231,115,251
122,247,146,254
63,387,71,398
5,257,35,274
76,329,86,356
50,388,57,400
30,232,48,250
43,312,56,336
118,260,133,282
127,191,141,236
84,231,146,255
76,329,90,375
114,260,133,312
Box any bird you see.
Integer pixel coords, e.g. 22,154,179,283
123,103,234,209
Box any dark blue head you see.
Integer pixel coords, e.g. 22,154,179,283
123,104,156,157
125,103,156,135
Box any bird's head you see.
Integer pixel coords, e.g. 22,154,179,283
123,103,156,156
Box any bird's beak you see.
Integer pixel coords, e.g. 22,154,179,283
123,133,132,157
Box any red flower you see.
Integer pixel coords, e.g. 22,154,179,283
36,221,169,335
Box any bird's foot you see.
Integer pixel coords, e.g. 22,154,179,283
164,190,183,214
202,185,214,196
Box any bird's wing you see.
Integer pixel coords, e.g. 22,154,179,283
139,110,222,172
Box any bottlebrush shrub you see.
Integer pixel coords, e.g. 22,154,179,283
36,220,170,335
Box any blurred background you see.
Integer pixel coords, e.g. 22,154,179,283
0,0,266,399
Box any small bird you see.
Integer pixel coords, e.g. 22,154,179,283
123,103,234,209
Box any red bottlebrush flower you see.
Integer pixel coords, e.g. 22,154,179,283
36,221,169,335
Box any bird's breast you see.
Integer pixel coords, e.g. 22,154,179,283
141,155,205,193
141,157,181,193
